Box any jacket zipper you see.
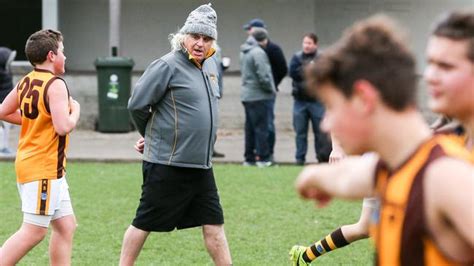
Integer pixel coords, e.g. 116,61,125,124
202,71,213,167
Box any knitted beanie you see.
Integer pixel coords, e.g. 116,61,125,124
180,3,217,40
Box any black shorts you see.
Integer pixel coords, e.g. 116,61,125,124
132,162,224,232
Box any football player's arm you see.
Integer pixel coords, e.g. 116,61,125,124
295,154,378,206
48,79,80,136
425,158,474,246
0,87,21,125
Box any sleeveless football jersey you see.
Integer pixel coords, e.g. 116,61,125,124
449,134,474,160
370,135,472,265
436,125,474,161
15,68,69,184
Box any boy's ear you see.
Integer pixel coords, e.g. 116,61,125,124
46,50,56,62
352,79,379,114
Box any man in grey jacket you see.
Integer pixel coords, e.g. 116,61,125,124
120,4,232,265
240,28,276,167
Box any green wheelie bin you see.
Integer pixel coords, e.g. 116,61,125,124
94,57,134,132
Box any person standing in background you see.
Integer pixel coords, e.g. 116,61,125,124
0,47,17,155
289,33,332,165
212,44,230,158
243,18,287,162
240,28,276,167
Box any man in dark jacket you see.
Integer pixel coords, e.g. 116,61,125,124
0,47,16,155
289,33,331,165
243,18,287,161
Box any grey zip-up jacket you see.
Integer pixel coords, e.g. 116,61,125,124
240,37,276,102
128,50,220,169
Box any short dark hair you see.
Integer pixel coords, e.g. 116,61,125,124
25,29,63,66
432,10,474,63
304,33,318,44
306,15,417,111
252,28,268,42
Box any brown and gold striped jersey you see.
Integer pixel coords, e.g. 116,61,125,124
15,68,69,184
370,135,472,265
449,134,474,161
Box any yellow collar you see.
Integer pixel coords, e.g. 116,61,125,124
188,48,216,69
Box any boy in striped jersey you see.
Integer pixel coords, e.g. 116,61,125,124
291,10,474,265
293,12,473,265
425,10,474,156
0,29,80,265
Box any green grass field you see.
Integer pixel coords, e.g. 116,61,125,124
0,162,373,265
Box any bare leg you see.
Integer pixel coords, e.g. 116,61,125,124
340,204,373,242
49,215,77,266
119,225,150,266
202,224,232,266
0,223,48,265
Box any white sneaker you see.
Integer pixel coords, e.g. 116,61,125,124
256,161,273,168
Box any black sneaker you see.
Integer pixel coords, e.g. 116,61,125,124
242,161,256,166
212,150,225,158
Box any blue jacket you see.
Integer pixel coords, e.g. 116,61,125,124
289,50,318,102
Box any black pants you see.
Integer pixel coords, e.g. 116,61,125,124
243,99,272,162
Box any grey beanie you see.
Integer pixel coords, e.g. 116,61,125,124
180,3,217,40
252,27,268,42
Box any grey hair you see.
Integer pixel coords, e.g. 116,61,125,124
168,31,218,53
169,31,187,52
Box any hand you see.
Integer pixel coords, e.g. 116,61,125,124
329,147,346,164
69,97,80,113
310,189,332,208
295,166,333,208
134,137,145,154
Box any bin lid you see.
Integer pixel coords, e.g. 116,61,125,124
94,56,135,67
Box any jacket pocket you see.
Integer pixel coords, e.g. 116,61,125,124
207,73,221,98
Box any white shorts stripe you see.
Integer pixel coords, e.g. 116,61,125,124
18,178,66,215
